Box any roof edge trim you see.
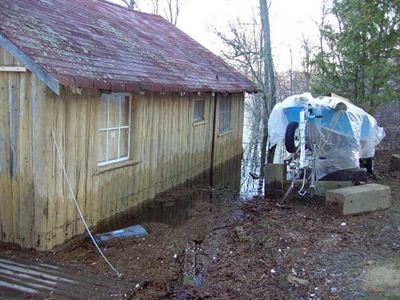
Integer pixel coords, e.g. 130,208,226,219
0,32,60,95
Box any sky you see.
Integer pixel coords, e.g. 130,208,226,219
110,0,323,72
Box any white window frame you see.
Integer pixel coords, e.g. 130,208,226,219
98,93,132,166
193,98,205,123
219,94,231,133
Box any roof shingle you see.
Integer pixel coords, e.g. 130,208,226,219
0,0,257,93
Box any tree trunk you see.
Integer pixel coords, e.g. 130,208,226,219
258,0,276,193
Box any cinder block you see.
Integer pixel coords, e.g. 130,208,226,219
390,154,400,171
314,181,353,197
265,163,286,184
326,183,391,216
264,163,288,198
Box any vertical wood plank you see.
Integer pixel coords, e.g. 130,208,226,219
18,71,34,247
0,54,246,250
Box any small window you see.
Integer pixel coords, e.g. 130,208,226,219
193,99,205,122
98,93,131,166
219,94,231,133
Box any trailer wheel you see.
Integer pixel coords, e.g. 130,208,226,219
285,121,299,153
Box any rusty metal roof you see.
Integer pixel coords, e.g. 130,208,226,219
0,0,258,94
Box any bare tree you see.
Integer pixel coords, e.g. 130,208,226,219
121,0,181,27
121,0,136,10
164,0,181,26
289,47,293,94
214,17,266,179
150,0,160,15
318,0,328,56
215,19,264,87
276,70,310,101
214,2,276,192
301,36,313,91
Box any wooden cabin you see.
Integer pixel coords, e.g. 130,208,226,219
0,0,257,250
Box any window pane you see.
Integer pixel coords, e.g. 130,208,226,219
99,93,132,165
220,112,228,132
108,129,119,160
225,113,229,131
119,128,129,158
121,96,130,126
99,95,108,129
219,95,231,133
99,131,107,163
108,94,120,127
220,96,226,112
193,99,205,122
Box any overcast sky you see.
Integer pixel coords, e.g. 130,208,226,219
110,0,323,72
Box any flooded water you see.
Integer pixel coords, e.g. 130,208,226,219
241,107,264,199
96,156,245,234
96,104,261,234
96,189,203,233
98,184,256,237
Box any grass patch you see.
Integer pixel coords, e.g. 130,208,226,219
383,296,400,300
386,206,400,219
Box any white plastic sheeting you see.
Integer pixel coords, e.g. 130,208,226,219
268,93,385,179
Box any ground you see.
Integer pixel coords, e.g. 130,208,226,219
0,150,399,299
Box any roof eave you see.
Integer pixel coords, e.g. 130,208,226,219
58,74,258,94
0,32,60,95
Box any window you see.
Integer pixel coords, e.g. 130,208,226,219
98,93,131,166
219,94,231,133
193,99,205,122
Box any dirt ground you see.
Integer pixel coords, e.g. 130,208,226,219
1,150,399,299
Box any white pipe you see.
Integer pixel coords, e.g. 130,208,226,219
299,109,307,168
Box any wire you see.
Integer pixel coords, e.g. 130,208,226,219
51,131,122,278
298,169,308,196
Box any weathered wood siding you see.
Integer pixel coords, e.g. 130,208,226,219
214,93,245,166
0,46,36,248
0,46,245,250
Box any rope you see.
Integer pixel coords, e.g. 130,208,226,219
51,131,122,278
298,169,309,196
317,112,342,154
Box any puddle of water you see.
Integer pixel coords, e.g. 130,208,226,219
96,190,203,233
94,143,263,235
240,111,264,200
240,153,265,201
96,156,243,234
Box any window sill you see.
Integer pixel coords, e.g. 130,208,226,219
95,159,141,175
217,130,232,137
192,120,207,127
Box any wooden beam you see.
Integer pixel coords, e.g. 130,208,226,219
0,66,27,72
0,33,60,95
326,183,391,215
